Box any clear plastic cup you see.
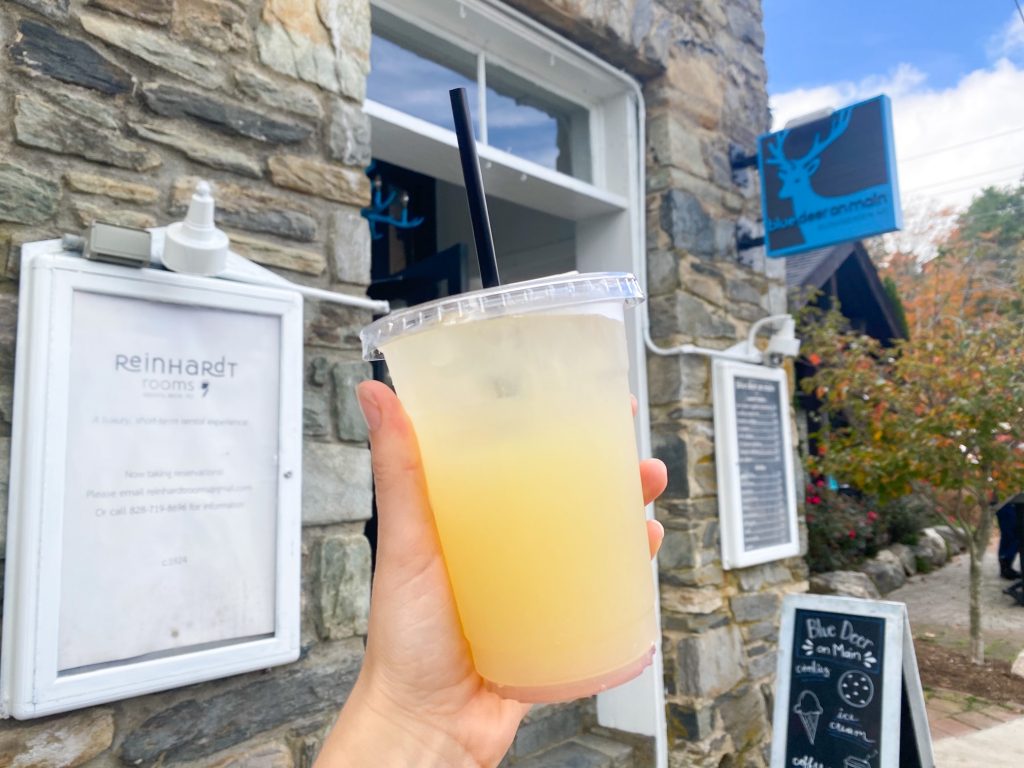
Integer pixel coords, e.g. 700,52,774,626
360,272,656,702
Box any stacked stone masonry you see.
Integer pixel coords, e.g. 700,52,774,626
0,0,375,765
0,1,795,766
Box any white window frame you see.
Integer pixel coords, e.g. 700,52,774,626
368,2,665,763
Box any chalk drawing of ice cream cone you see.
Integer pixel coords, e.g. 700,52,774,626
793,690,823,744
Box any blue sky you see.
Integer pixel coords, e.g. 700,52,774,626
763,1,1024,222
765,1,1017,94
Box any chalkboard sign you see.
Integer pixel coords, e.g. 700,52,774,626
713,361,799,569
770,595,934,768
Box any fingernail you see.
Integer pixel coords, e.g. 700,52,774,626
356,384,382,431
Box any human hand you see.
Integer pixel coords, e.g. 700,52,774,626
316,381,667,768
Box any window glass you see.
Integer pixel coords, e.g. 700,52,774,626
368,8,593,183
368,17,478,134
486,63,591,182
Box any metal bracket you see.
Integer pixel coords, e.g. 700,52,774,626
729,142,758,191
729,149,758,170
736,216,765,252
737,233,765,251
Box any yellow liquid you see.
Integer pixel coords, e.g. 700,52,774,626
383,310,656,693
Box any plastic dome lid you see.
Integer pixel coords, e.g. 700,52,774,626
360,271,644,361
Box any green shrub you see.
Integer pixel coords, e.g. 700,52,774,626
805,481,883,573
880,495,932,545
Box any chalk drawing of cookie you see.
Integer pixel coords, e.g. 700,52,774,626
838,669,874,708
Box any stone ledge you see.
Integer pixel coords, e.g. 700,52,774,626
15,91,161,171
72,199,158,229
65,171,160,204
80,11,225,89
227,231,326,277
0,708,114,767
132,120,263,179
119,639,363,766
88,0,172,26
268,155,370,207
142,82,313,144
10,19,133,95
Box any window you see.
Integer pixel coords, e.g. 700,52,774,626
368,5,591,181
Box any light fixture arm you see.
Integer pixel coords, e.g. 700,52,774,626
744,314,797,359
643,310,799,367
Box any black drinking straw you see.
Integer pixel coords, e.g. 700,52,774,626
449,87,501,288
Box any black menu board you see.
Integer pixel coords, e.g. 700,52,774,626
786,608,885,766
771,595,934,768
734,376,791,551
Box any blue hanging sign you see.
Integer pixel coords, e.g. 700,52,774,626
758,95,902,258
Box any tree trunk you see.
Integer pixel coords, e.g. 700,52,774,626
967,503,994,666
968,538,984,665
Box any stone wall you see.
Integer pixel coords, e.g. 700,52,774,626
0,1,805,766
506,1,808,766
0,1,375,765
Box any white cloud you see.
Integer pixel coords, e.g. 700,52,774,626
770,63,927,129
769,54,1024,225
987,12,1024,61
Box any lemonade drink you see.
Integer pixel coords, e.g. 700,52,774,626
361,273,656,701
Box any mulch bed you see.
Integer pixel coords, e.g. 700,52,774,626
915,639,1024,707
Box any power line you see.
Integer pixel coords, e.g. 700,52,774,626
904,174,1024,201
900,124,1024,162
902,163,1024,194
1016,0,1024,27
902,206,1018,224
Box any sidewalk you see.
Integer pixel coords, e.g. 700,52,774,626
925,687,1024,740
887,538,1024,764
932,715,1024,765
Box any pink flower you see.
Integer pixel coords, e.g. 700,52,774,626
815,479,826,487
809,496,821,505
848,529,857,539
867,510,878,523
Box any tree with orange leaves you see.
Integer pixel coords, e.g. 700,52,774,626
800,307,1024,665
880,182,1024,333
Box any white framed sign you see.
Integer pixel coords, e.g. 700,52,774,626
712,360,799,569
1,245,303,718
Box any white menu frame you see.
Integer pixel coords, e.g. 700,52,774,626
1,245,303,718
712,360,800,570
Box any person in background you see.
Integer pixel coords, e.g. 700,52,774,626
997,495,1022,580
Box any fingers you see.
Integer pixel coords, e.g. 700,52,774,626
639,458,668,506
647,519,665,559
356,381,438,570
631,396,666,559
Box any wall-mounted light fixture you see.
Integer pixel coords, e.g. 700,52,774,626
645,313,800,367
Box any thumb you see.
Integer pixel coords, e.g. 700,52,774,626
356,380,439,570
